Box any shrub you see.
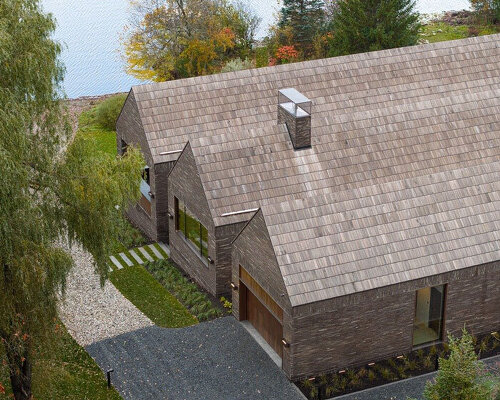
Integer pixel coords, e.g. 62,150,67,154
95,94,127,131
423,329,500,400
144,259,223,321
220,57,254,73
255,47,269,68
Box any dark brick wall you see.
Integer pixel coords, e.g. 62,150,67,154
154,161,174,243
215,222,247,297
232,211,500,380
289,260,500,380
168,143,217,295
278,106,311,149
116,90,172,242
232,210,293,372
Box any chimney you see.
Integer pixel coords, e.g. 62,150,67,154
278,88,312,149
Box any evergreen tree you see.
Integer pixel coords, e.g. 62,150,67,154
0,1,143,399
279,0,326,56
327,0,420,57
423,329,500,400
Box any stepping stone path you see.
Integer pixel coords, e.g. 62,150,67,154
108,243,169,271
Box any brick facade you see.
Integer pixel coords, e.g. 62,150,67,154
168,143,245,297
233,213,500,380
116,91,173,242
277,105,311,149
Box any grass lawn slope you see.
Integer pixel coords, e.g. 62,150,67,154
0,323,122,399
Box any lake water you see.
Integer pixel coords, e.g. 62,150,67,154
41,0,471,98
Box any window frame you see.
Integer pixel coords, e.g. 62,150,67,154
412,284,446,348
174,196,209,264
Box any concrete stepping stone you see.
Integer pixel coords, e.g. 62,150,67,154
109,255,123,270
158,242,170,257
139,247,154,262
148,244,164,260
120,252,134,267
129,249,144,265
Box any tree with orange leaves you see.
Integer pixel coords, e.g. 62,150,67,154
123,0,260,81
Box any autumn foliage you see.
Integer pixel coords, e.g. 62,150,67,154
124,0,259,81
275,45,299,63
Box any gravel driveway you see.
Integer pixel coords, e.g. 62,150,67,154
86,317,305,400
58,244,153,346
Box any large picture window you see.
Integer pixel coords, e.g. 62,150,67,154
413,285,445,346
175,197,208,261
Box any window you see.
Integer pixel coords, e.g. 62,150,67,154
139,165,151,216
120,139,128,155
175,197,208,261
142,166,150,186
413,285,445,346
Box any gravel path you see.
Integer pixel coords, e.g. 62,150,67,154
86,317,306,400
58,243,153,347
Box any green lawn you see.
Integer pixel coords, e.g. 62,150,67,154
77,107,117,156
110,263,197,328
420,22,499,43
0,324,122,400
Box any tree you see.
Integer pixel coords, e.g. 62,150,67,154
123,0,260,81
423,329,500,400
470,0,500,24
327,0,420,57
0,1,143,399
278,0,326,57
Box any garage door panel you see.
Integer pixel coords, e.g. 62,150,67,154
246,287,283,358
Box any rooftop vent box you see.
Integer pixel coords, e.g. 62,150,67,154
278,88,312,149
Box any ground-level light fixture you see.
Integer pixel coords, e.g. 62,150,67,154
230,282,238,290
338,370,346,374
281,338,290,348
396,355,404,359
106,369,114,388
367,362,375,367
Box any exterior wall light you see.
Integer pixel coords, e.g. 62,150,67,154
148,191,155,199
230,282,238,290
167,211,174,220
396,355,404,359
338,370,346,374
281,338,290,348
207,256,214,264
367,362,375,367
308,377,315,382
492,331,499,336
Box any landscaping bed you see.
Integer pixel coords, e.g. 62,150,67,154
0,322,122,399
144,259,226,322
296,331,500,400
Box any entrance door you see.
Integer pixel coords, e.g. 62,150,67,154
244,285,283,358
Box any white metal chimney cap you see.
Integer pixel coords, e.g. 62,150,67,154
279,88,311,104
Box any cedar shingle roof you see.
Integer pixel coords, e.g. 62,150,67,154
260,161,500,306
132,34,500,165
131,34,500,304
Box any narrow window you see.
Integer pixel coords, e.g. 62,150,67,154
142,166,150,186
413,285,445,346
120,139,128,155
174,196,208,261
138,165,151,215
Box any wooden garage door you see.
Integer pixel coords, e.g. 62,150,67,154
246,288,283,358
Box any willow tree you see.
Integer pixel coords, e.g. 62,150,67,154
0,1,143,399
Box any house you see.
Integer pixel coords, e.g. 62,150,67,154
116,34,500,379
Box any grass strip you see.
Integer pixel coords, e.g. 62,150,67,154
110,265,197,328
